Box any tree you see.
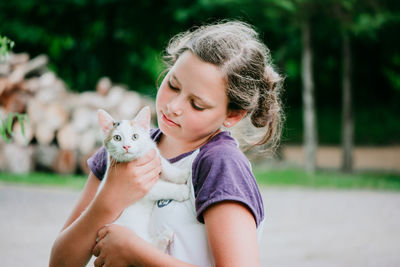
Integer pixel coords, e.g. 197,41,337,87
332,1,355,172
267,0,319,172
301,15,318,173
331,0,399,172
341,28,353,172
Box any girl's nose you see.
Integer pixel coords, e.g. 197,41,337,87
167,96,183,116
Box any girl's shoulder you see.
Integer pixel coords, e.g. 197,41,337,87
192,131,253,184
87,146,107,180
192,131,265,227
195,130,248,167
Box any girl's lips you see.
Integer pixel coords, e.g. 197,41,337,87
162,112,180,127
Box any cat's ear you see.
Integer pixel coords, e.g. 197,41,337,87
134,106,151,131
97,109,114,135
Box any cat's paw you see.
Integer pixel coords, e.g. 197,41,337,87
160,162,190,184
174,168,190,184
174,185,190,201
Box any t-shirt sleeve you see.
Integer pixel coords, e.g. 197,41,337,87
193,145,265,227
87,147,107,180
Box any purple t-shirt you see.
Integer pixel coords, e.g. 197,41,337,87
87,129,265,227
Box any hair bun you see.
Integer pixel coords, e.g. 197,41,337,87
264,65,282,92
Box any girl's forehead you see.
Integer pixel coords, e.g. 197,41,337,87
173,51,225,80
170,52,227,103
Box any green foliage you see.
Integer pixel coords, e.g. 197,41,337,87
0,35,14,62
383,53,400,91
283,107,400,145
0,113,29,143
0,0,399,144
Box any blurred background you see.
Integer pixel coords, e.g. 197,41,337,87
1,0,399,176
1,1,400,266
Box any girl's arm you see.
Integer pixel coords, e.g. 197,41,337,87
203,201,260,267
92,201,260,267
49,149,161,267
49,172,109,267
92,224,198,267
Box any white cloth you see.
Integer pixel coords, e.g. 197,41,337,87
150,149,265,266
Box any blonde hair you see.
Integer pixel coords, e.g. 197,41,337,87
163,20,284,152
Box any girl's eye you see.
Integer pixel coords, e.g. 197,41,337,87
132,133,139,140
168,81,179,91
191,100,205,111
113,135,122,141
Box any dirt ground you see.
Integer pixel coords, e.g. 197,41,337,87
1,183,399,267
282,145,400,172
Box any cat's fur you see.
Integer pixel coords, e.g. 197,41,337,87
97,106,190,250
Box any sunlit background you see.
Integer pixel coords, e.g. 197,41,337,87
1,0,400,174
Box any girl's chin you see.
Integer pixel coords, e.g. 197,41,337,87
159,123,175,134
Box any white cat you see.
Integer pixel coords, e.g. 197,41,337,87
97,106,190,250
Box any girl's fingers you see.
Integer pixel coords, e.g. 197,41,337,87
101,149,161,207
93,255,105,267
134,149,157,166
97,225,110,242
128,151,161,177
92,242,100,257
92,225,110,256
137,165,161,191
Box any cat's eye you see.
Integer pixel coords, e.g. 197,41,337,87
132,133,139,140
113,135,122,141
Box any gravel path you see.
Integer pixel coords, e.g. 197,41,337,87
1,183,399,267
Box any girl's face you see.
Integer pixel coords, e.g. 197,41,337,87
156,51,229,146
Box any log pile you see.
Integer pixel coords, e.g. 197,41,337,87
0,53,155,174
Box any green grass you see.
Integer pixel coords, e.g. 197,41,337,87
254,168,400,191
1,169,400,192
0,172,86,189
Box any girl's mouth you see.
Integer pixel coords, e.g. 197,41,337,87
162,112,180,127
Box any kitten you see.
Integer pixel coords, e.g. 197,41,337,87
97,106,190,250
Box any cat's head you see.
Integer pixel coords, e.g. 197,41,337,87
97,106,153,162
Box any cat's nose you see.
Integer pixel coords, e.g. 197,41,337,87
123,145,130,151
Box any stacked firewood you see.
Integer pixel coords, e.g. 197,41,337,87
0,52,155,174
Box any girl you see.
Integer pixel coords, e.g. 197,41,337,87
50,20,283,267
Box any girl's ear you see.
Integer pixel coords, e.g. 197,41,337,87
97,109,115,135
224,109,247,128
134,106,151,131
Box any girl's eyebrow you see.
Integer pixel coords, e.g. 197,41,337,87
170,73,181,86
170,73,214,108
191,94,214,108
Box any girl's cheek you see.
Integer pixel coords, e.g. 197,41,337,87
156,87,168,106
186,115,208,132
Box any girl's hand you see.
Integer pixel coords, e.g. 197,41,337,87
96,149,161,217
92,224,147,267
